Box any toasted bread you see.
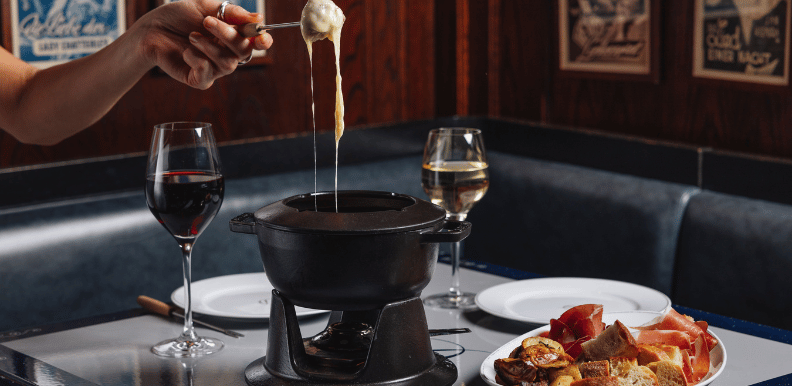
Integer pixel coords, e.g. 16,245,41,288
579,360,610,378
570,376,621,386
637,345,670,365
609,357,639,375
609,357,659,386
647,361,688,386
552,375,577,386
549,365,583,382
581,321,639,361
637,344,684,368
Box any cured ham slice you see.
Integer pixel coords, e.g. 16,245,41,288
634,330,693,350
548,304,605,342
561,336,590,360
688,335,711,383
546,304,605,360
637,308,718,351
558,304,606,339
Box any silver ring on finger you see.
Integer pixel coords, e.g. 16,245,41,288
217,0,231,22
238,52,254,65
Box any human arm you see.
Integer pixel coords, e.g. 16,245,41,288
0,0,273,145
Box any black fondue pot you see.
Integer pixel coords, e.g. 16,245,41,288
229,190,471,311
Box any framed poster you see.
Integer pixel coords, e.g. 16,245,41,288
557,0,660,82
693,0,791,86
160,0,268,65
7,0,129,68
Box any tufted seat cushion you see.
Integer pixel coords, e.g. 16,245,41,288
0,156,423,332
674,191,792,330
466,151,700,296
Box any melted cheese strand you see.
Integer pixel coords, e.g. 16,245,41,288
301,0,345,212
306,43,318,212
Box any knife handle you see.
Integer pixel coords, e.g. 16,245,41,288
137,295,175,317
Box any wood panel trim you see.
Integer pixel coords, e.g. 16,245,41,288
456,0,470,116
488,0,501,116
398,0,408,120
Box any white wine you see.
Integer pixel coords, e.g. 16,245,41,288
421,160,489,217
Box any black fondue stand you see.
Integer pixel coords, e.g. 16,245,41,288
230,191,472,386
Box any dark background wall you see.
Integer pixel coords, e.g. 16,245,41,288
2,0,791,169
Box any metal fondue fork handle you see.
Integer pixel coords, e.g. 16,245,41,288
240,21,300,37
137,295,245,338
428,328,472,337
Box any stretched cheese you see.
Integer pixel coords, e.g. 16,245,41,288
301,0,345,144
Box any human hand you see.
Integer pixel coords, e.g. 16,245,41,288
135,0,274,89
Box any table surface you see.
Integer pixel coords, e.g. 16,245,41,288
2,262,792,386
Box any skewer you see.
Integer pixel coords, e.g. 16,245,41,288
240,21,300,37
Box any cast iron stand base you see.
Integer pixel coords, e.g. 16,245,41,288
244,290,457,386
244,353,457,386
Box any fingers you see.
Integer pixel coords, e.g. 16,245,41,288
182,45,220,90
220,2,262,25
254,33,273,50
202,16,253,63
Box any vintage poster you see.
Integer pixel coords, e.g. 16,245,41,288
10,0,126,68
559,0,654,75
693,0,791,85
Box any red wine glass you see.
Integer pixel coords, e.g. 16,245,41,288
145,122,224,357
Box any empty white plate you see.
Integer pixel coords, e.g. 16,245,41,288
171,272,328,320
474,277,671,324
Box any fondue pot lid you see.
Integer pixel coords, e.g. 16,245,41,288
253,190,447,234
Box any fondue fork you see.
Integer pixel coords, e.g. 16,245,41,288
429,327,472,337
240,21,300,37
137,296,244,338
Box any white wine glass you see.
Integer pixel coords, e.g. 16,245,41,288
145,122,225,357
421,128,489,309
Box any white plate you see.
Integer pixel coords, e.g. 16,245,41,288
475,278,672,324
480,311,727,386
171,272,328,320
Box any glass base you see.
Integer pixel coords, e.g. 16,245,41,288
151,335,224,358
423,292,478,310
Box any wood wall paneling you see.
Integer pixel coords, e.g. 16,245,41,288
0,0,437,169
469,0,792,160
434,0,457,117
5,0,792,168
489,0,548,122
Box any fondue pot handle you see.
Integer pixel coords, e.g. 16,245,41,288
420,220,472,244
229,213,256,234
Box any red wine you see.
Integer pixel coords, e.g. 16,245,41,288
146,171,224,240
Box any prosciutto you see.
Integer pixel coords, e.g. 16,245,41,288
548,304,605,342
634,330,693,350
633,308,716,384
636,308,718,351
546,304,604,360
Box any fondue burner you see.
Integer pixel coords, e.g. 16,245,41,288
230,191,471,386
244,291,457,385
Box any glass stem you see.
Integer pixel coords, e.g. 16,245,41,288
448,240,464,298
179,241,198,341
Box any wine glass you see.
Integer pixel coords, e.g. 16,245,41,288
145,122,225,357
421,128,489,309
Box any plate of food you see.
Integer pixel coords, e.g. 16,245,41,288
480,305,726,386
171,272,328,320
475,278,672,324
